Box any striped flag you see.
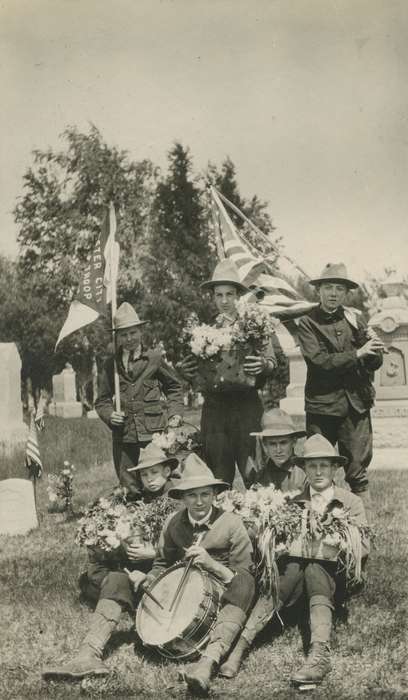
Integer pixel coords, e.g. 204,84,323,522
56,203,120,347
25,413,43,479
210,186,316,320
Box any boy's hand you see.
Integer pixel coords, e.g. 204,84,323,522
184,545,216,573
125,543,156,561
177,355,198,380
125,569,147,591
243,355,265,375
168,414,182,428
110,410,125,426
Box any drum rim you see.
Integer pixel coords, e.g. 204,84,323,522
135,563,223,658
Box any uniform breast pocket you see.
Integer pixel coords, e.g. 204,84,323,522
143,379,162,403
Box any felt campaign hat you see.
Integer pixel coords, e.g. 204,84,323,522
114,302,148,330
127,443,179,473
200,260,249,294
167,453,229,498
296,434,348,467
309,263,359,290
250,408,306,439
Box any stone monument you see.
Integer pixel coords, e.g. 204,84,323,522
0,343,28,454
0,478,38,535
280,346,307,425
369,279,408,417
49,364,83,418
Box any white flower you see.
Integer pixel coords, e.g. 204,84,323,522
331,507,346,519
275,542,287,553
115,519,131,541
105,533,121,549
63,461,70,467
221,499,234,513
323,533,342,546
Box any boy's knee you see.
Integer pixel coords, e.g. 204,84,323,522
100,571,134,609
309,594,334,611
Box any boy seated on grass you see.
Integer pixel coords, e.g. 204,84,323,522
246,408,307,492
220,435,370,687
42,444,178,681
140,453,256,698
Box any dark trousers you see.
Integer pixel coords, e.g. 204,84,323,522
112,441,149,496
222,571,256,613
80,564,135,612
279,558,336,610
306,410,372,493
201,391,263,486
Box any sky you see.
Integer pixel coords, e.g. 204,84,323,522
1,0,407,283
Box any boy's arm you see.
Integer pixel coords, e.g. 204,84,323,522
297,316,359,373
95,358,116,428
145,512,180,584
156,360,185,420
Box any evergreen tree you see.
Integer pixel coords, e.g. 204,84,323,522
142,143,213,358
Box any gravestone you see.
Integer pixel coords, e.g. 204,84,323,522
0,478,38,534
369,279,408,418
49,364,83,418
280,346,307,426
0,343,28,454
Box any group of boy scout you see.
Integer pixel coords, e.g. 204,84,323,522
43,258,383,695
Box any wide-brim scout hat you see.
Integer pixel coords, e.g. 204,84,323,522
296,434,348,467
200,260,249,294
250,408,306,439
114,302,148,330
309,263,359,290
127,443,179,473
167,453,229,498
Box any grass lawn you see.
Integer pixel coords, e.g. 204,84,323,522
0,417,407,699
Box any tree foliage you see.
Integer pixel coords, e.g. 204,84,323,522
141,143,213,358
9,128,281,389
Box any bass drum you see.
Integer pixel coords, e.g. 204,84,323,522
136,562,224,660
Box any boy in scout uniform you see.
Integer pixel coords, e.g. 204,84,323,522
296,263,384,517
95,302,184,495
246,408,307,491
220,435,369,686
180,260,280,486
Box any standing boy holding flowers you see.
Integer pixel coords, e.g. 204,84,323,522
179,259,279,486
42,445,179,681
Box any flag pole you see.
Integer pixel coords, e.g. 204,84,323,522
208,186,227,260
109,203,121,413
215,187,310,280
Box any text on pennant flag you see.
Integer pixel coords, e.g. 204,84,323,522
55,203,119,347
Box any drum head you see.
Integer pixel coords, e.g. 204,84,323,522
137,566,205,646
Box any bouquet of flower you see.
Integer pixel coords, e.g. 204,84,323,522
217,486,303,599
75,488,179,553
151,424,202,461
47,461,76,517
297,501,371,587
231,299,279,355
189,323,232,359
182,302,279,391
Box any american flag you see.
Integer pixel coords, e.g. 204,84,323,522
25,412,43,479
34,394,47,431
210,186,316,321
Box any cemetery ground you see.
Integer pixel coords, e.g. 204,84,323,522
0,416,407,700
